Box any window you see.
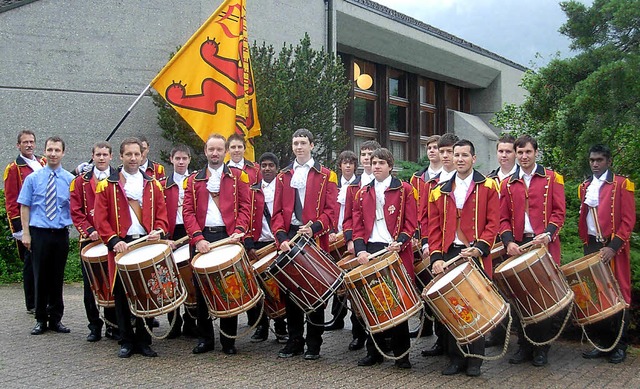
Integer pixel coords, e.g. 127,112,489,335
353,58,378,149
419,78,438,159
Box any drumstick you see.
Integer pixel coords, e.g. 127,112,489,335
289,221,313,244
126,230,164,248
173,235,190,247
518,232,550,251
206,233,245,251
442,254,463,268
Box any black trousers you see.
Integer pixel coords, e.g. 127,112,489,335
30,227,69,324
167,224,196,332
246,240,286,334
329,292,366,340
193,229,238,348
364,242,410,360
80,240,116,331
17,240,35,311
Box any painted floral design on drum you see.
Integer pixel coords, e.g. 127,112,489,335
264,277,280,301
449,297,476,325
569,277,598,309
364,276,399,315
148,264,178,303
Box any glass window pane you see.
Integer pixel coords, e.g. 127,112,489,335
420,111,435,137
354,58,376,92
446,85,461,110
388,68,407,98
354,97,375,128
388,105,407,133
419,142,428,160
419,79,436,105
390,140,407,161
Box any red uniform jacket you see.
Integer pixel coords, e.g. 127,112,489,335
271,161,338,252
244,181,272,250
70,166,117,239
94,168,169,287
352,177,417,274
428,171,500,278
228,160,260,186
144,160,166,180
340,175,361,242
500,165,566,264
3,155,46,233
182,165,251,244
411,168,440,247
162,172,191,238
578,172,636,303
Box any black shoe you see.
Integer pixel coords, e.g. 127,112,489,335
582,348,609,359
395,357,412,369
31,321,47,335
508,347,533,364
442,362,465,375
166,324,182,339
421,342,444,357
608,348,626,364
348,337,365,351
278,340,304,358
104,327,121,341
86,328,102,342
151,318,160,328
222,346,238,355
357,354,383,366
192,340,215,354
466,365,482,377
250,325,268,343
182,323,199,338
138,345,158,357
304,350,320,360
49,322,71,333
532,348,548,367
118,344,133,358
324,320,344,331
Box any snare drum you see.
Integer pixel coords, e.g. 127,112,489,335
337,254,359,272
328,232,346,262
414,256,432,292
423,260,508,344
115,241,186,318
560,252,627,326
345,251,422,334
173,244,197,308
253,251,286,319
494,246,573,324
267,235,344,313
192,243,263,318
81,241,114,308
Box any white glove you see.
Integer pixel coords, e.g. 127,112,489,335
422,243,429,254
76,162,93,174
12,230,23,241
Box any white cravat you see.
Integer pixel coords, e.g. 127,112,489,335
259,179,276,242
206,165,223,193
174,171,188,225
121,170,146,235
22,154,43,172
370,176,393,244
337,175,355,231
205,166,224,227
360,172,375,187
453,174,473,245
93,167,109,181
519,164,537,234
585,171,608,236
290,158,313,226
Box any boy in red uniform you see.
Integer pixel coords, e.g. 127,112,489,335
226,133,260,185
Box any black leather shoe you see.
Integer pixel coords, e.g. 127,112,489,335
582,348,609,359
250,326,268,343
104,327,121,341
138,345,158,357
275,332,289,344
357,354,383,366
192,340,215,354
395,357,412,369
31,321,47,335
304,350,320,360
508,347,533,364
278,340,304,358
466,365,481,377
442,362,465,375
86,328,102,342
608,348,626,364
118,344,133,358
421,342,444,357
348,337,365,351
49,322,71,333
324,320,344,331
222,346,237,355
532,348,548,367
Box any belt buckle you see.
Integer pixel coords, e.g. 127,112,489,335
132,234,141,239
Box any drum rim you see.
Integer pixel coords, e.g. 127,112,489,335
254,251,279,274
560,252,603,275
343,251,399,282
191,244,243,272
336,254,358,271
424,261,471,297
81,240,108,263
268,240,304,274
115,240,172,269
494,245,547,274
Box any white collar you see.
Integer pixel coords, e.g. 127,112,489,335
208,164,224,176
455,173,473,187
375,175,392,189
593,171,609,183
294,158,314,170
229,159,245,169
93,167,110,179
519,164,538,179
122,169,142,180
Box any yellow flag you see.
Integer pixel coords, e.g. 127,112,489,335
151,0,260,160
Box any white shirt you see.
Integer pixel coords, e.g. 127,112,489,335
519,164,537,234
228,159,245,169
121,169,146,235
21,154,43,173
585,171,608,236
360,171,375,187
205,165,225,227
369,176,394,244
453,173,473,245
290,158,314,226
173,171,188,225
337,175,355,231
93,167,110,181
498,164,517,183
140,159,149,173
259,179,276,242
439,169,455,183
427,165,442,180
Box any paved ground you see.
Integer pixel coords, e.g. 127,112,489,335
1,283,638,388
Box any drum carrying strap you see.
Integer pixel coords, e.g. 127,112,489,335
209,191,220,210
588,206,606,243
455,209,471,247
127,198,144,226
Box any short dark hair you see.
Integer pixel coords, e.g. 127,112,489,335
259,152,279,168
120,137,142,155
337,150,358,168
137,135,149,145
425,135,441,146
497,134,516,149
360,140,381,152
170,144,191,158
17,130,36,144
438,133,459,148
226,133,246,149
292,128,314,143
371,148,394,168
453,139,476,155
514,135,538,151
588,144,612,160
45,136,65,152
92,141,112,155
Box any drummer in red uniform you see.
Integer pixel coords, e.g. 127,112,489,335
353,147,417,369
428,139,500,377
271,128,338,360
93,137,169,358
578,144,635,364
226,133,260,185
499,134,566,367
182,134,251,356
70,141,118,342
137,135,166,180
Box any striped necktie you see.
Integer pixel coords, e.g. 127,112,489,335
45,172,57,220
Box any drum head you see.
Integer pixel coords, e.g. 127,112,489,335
427,262,468,294
173,245,190,264
84,243,108,258
498,249,538,272
253,251,278,273
193,244,242,269
118,243,168,265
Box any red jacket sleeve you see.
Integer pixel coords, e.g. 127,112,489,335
69,177,96,238
151,179,169,235
182,175,204,244
427,187,445,263
546,171,566,241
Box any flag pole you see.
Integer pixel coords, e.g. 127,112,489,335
104,84,151,142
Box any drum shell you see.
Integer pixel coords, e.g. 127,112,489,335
560,252,627,325
344,251,422,334
253,251,286,319
423,261,507,344
328,232,346,262
81,241,114,308
173,245,197,308
115,241,186,318
494,246,573,324
192,244,262,318
414,256,432,292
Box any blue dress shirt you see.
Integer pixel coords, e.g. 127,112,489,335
17,165,74,229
